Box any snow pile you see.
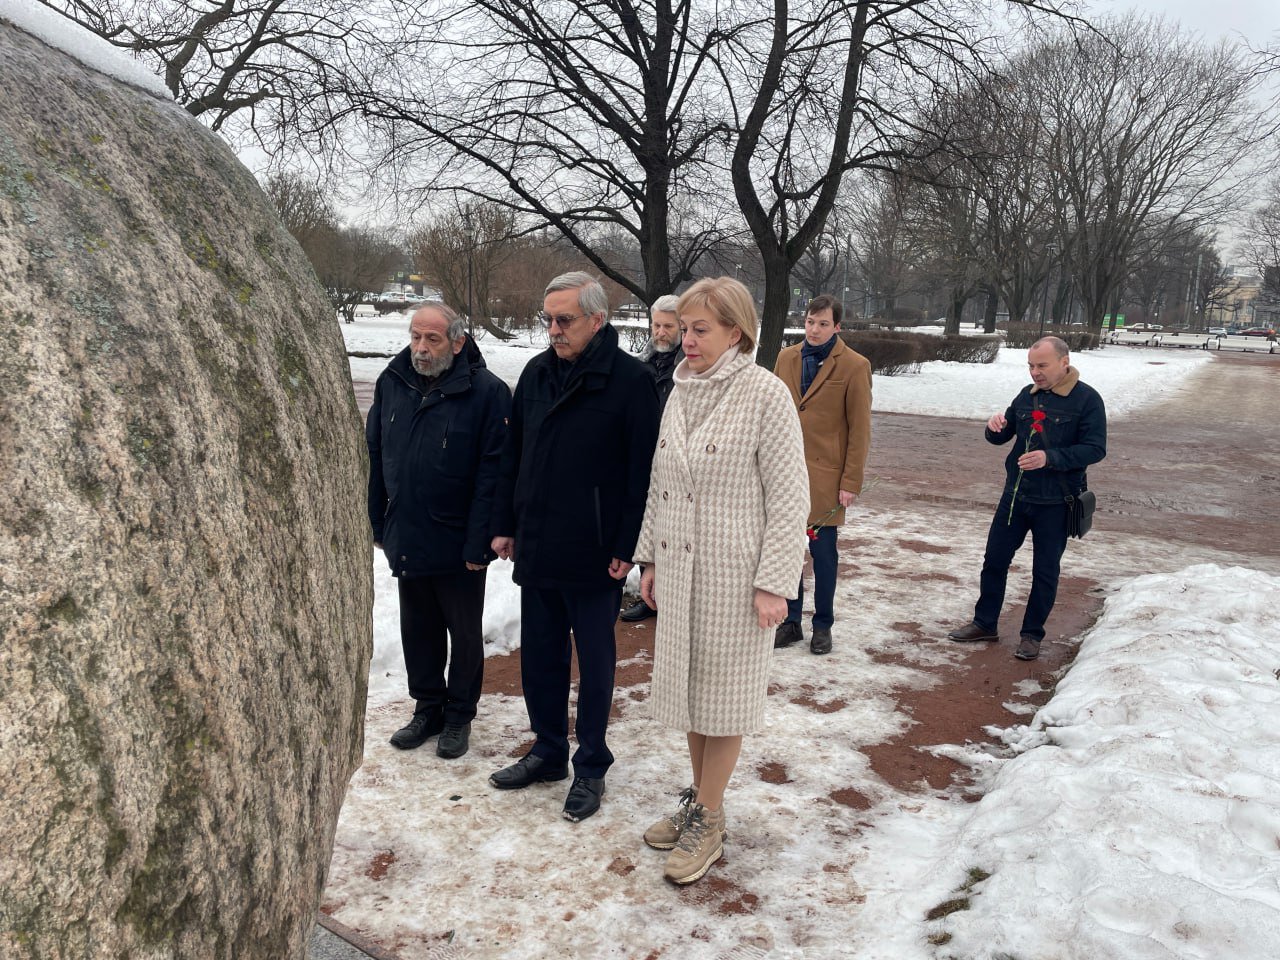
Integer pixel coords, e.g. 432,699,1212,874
0,0,171,98
872,344,1210,420
366,555,523,707
901,563,1280,959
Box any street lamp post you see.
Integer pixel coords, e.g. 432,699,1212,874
462,205,475,335
1038,273,1051,338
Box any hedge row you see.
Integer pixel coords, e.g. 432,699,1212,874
1003,323,1102,351
838,330,1001,376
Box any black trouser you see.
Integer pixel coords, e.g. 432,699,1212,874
397,570,487,724
519,584,622,779
973,493,1069,642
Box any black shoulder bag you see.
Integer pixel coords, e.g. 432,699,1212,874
1058,474,1096,539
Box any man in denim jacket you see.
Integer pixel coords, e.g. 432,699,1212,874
947,336,1107,660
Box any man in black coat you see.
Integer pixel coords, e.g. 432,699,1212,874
947,336,1107,661
489,272,660,822
620,293,683,623
367,303,511,759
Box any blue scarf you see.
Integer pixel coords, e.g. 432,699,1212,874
800,335,837,395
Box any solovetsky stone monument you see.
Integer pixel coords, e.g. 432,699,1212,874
0,13,372,959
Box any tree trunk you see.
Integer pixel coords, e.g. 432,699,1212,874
946,290,965,336
755,253,795,370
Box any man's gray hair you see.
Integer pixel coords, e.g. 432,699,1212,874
1032,335,1070,359
651,294,679,316
412,301,468,342
545,271,609,321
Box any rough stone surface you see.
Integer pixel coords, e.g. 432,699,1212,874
0,21,372,960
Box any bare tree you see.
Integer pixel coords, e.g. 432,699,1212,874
353,0,740,307
849,172,919,321
263,173,399,322
1237,175,1280,301
39,0,383,151
726,0,1074,368
409,204,521,340
791,224,843,303
314,227,403,323
263,172,334,255
1025,18,1267,329
488,236,582,331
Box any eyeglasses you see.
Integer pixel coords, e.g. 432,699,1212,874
538,312,587,329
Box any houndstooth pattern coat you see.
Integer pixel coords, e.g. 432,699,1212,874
633,350,809,735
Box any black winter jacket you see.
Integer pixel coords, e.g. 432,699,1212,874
985,367,1107,504
640,341,683,411
367,338,512,577
493,324,660,590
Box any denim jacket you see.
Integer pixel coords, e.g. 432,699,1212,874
985,367,1107,505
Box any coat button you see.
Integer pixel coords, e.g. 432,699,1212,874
685,543,691,552
400,556,407,561
799,404,806,411
686,493,693,502
662,491,669,500
661,540,667,549
660,439,666,448
705,443,716,453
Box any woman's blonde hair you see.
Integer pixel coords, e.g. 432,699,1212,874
676,277,757,354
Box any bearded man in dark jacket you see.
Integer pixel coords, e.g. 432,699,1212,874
947,336,1106,661
619,293,683,623
489,272,660,823
367,303,511,759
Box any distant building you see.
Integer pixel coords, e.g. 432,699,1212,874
1215,266,1267,328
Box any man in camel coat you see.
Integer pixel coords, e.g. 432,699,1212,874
773,294,872,655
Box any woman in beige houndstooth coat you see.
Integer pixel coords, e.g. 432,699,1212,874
633,277,809,885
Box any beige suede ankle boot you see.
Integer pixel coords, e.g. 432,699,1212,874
662,802,725,884
643,785,696,850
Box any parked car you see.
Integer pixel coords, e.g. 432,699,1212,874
1208,327,1227,336
1238,327,1277,338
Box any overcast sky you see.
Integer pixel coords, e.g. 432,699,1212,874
1089,0,1279,49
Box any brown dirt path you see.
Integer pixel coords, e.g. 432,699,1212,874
352,351,1280,799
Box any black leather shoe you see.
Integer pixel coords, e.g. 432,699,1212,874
562,777,606,822
1014,635,1042,661
436,721,471,759
947,622,999,643
810,628,832,655
620,600,657,622
773,621,802,648
489,754,569,790
389,710,444,750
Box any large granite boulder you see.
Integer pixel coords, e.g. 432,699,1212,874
0,18,372,960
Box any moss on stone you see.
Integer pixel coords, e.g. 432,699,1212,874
126,417,170,470
274,333,310,402
46,594,82,623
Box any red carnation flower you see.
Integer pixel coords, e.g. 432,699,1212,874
1009,407,1047,523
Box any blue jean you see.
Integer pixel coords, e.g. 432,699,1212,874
786,524,838,630
974,493,1069,641
519,584,622,778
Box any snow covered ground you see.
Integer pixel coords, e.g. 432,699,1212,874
334,505,1280,959
335,315,1278,959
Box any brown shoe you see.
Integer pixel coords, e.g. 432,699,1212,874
643,785,696,850
1014,635,1041,660
663,803,725,885
947,622,999,643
